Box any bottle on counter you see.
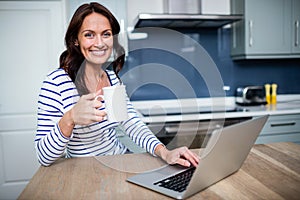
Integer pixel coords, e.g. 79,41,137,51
264,84,271,104
271,83,277,104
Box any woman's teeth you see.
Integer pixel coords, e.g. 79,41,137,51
91,50,105,56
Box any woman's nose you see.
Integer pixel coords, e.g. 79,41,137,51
95,35,104,48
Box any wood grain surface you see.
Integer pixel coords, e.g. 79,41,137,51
18,142,300,200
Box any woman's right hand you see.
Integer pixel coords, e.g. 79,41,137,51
70,91,107,125
59,90,107,137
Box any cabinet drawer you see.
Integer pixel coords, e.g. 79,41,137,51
260,114,300,135
256,132,300,144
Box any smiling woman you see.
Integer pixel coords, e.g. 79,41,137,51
75,12,114,94
60,2,125,95
34,2,199,168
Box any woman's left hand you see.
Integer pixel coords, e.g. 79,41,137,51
156,145,200,167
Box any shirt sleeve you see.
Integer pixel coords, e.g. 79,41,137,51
106,70,163,156
121,98,163,156
35,75,70,166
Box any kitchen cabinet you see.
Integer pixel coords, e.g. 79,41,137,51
0,1,66,199
231,0,300,59
255,114,300,145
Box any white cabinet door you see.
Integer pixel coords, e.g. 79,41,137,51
0,1,66,199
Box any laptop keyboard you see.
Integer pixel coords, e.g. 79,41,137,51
153,167,196,193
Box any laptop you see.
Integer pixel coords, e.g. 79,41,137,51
126,115,268,199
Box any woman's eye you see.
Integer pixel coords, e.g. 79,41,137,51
84,32,94,38
103,32,112,38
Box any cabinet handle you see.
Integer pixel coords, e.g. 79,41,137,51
270,122,296,127
165,124,222,134
249,20,253,47
295,21,299,47
165,126,201,134
233,24,236,48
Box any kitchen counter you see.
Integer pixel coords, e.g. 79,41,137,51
132,94,300,123
18,142,300,200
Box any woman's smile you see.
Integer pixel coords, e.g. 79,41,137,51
90,49,107,57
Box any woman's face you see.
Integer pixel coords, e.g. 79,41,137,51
77,12,113,67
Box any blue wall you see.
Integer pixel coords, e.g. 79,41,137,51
120,28,300,101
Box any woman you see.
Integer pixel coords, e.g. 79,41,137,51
35,2,199,167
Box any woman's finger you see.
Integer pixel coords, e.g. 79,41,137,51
82,93,95,100
93,98,103,109
175,158,191,167
94,110,107,121
182,150,199,167
175,147,199,167
83,90,102,101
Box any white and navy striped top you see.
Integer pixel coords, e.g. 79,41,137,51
35,68,162,166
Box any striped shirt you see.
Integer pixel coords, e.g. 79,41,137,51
35,68,162,166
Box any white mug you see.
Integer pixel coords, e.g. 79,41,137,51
95,85,129,122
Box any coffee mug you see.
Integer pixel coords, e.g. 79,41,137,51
95,85,129,122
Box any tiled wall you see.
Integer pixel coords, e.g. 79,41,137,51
120,28,300,101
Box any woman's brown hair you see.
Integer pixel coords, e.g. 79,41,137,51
59,2,125,86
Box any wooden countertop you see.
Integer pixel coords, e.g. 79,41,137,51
18,142,300,200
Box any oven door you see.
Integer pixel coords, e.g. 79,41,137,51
147,118,251,149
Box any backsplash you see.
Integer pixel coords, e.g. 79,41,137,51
120,28,300,101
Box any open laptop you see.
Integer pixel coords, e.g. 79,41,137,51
127,115,268,199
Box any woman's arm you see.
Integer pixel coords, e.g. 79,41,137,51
121,103,199,167
35,75,71,166
35,71,106,166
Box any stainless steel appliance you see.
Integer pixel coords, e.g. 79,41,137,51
136,98,251,149
235,86,267,106
163,0,201,14
132,0,243,29
147,118,251,149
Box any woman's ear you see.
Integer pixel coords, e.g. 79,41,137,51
74,40,79,46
